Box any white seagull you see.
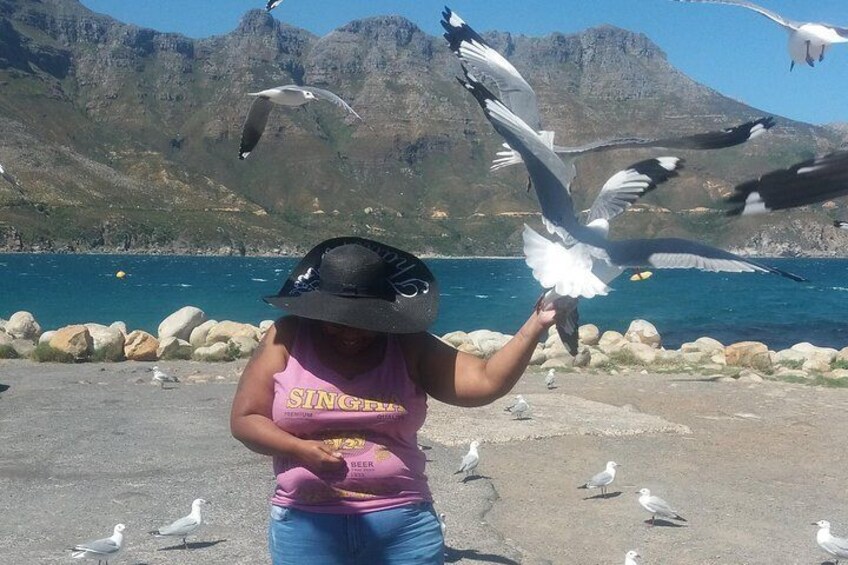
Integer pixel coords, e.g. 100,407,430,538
637,488,686,526
726,149,848,215
439,513,447,538
504,394,530,419
70,523,125,564
579,461,620,498
441,6,775,174
239,85,363,159
456,71,805,352
625,550,641,565
151,365,179,388
454,440,481,478
814,520,848,563
835,220,848,230
544,368,556,389
672,0,848,70
266,0,283,11
150,498,208,549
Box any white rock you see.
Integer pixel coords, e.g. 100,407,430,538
624,342,657,365
38,330,56,345
84,323,125,361
189,319,218,349
656,349,682,365
572,348,591,368
109,321,128,336
598,331,628,354
206,321,261,345
6,311,41,341
541,357,572,369
193,342,231,362
0,331,12,347
624,320,661,349
158,306,207,341
790,342,838,363
803,357,831,373
529,344,547,366
229,336,259,358
578,324,600,346
157,337,193,360
694,336,724,353
825,369,848,380
466,329,510,358
737,370,764,383
588,350,610,368
11,339,35,358
441,331,470,348
259,320,275,333
775,367,810,380
837,347,848,364
774,349,807,366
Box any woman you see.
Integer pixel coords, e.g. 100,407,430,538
230,236,555,564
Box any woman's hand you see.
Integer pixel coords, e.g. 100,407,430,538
294,440,347,475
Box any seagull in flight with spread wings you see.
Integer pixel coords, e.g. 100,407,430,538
441,6,774,177
457,69,805,348
239,85,363,160
672,0,848,70
266,0,283,11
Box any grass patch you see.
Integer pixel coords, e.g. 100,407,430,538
0,344,19,359
607,349,640,366
30,343,76,363
777,359,804,370
770,373,848,388
90,346,124,362
832,359,848,370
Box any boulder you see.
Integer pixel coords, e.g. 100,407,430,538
803,357,832,373
456,342,483,357
598,331,628,354
681,351,709,364
110,321,128,336
737,370,764,383
441,331,470,348
578,324,600,346
695,337,724,353
709,351,727,366
38,331,56,345
655,349,682,365
229,336,259,358
84,323,125,361
0,331,12,347
49,325,93,360
466,330,510,358
541,356,572,369
11,339,35,358
157,337,193,360
572,348,591,368
189,320,218,348
259,319,275,333
588,350,610,368
192,342,231,362
826,369,848,380
158,306,207,342
6,311,41,341
623,342,658,365
774,349,806,366
124,330,159,361
544,339,573,362
625,320,661,349
206,321,261,346
775,368,810,380
837,347,848,364
529,344,547,366
725,341,772,371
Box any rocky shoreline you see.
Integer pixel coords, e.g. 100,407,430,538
2,308,847,385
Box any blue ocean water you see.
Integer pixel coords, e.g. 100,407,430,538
0,254,846,350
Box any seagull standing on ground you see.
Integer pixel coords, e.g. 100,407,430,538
152,366,178,388
545,368,556,389
454,440,481,478
238,85,363,159
439,513,447,538
814,520,848,563
725,149,848,215
504,394,530,419
70,523,125,564
150,498,208,550
672,0,848,70
625,550,641,565
835,221,848,230
637,488,686,526
579,461,620,498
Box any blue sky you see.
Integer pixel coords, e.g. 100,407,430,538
78,0,848,125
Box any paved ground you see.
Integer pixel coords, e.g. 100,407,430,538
0,360,846,564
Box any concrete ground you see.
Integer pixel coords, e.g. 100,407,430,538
0,359,845,564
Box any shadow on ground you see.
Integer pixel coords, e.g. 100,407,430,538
445,546,519,564
158,539,227,551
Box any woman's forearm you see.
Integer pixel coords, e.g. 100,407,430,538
478,311,550,401
231,414,303,457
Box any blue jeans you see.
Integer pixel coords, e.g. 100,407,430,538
268,502,444,564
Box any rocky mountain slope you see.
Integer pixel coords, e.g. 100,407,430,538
1,0,845,256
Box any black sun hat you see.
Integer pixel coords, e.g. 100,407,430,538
264,237,439,334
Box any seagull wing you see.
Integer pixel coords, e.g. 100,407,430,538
522,225,611,298
458,451,478,472
824,534,848,557
287,86,362,121
552,117,774,155
73,536,120,555
671,0,799,30
725,149,848,215
585,157,681,224
442,8,541,131
266,0,283,11
646,495,679,516
459,72,585,237
835,220,848,230
156,514,200,537
587,470,613,487
239,96,274,160
601,237,807,282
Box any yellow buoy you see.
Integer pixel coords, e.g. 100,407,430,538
630,271,653,282
115,270,126,279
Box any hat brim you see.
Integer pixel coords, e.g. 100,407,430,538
264,236,439,334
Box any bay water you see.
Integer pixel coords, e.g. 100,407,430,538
1,254,846,350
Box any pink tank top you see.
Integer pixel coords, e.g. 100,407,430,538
270,321,431,513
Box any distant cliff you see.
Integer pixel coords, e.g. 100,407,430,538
1,0,846,256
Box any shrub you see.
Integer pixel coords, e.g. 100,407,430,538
0,345,19,359
832,359,848,371
31,343,76,363
607,349,640,366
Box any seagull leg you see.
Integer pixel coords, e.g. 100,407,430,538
805,40,815,67
790,60,795,71
183,536,189,550
819,44,826,62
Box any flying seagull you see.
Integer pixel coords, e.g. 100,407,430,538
239,85,363,159
814,520,848,564
579,461,620,498
672,0,848,70
457,70,806,293
152,365,179,389
454,440,481,478
150,498,208,550
726,149,848,215
266,0,283,11
441,6,775,176
70,523,125,564
835,220,848,230
504,394,530,419
625,550,642,565
637,488,686,526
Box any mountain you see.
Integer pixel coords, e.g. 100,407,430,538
1,0,845,256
